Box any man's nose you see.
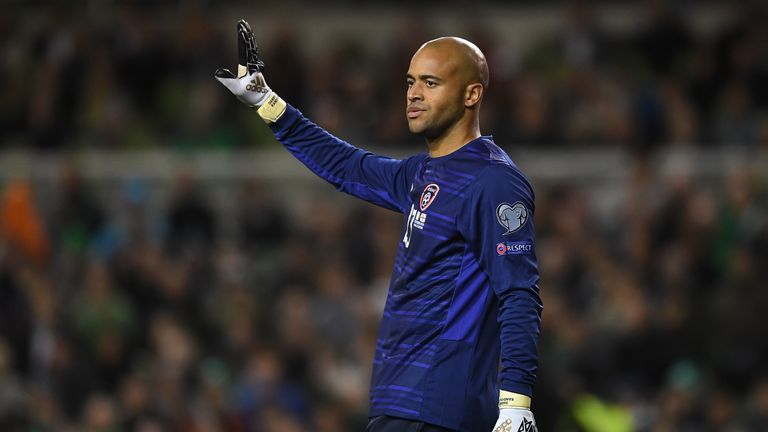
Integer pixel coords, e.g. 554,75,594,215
407,84,423,102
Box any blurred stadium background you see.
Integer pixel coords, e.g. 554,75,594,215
1,0,768,431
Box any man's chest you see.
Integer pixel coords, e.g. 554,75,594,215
401,173,470,251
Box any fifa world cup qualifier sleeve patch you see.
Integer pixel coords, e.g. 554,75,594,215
496,202,528,235
495,202,532,256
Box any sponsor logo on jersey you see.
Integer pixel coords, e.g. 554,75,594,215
496,202,528,235
496,241,533,256
403,204,428,248
419,183,440,211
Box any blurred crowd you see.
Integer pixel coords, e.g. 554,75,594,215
0,156,766,431
1,1,767,151
1,1,768,432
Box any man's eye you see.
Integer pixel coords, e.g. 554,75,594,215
426,81,437,87
407,81,414,87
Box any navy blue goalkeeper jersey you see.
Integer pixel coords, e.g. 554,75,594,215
270,105,542,432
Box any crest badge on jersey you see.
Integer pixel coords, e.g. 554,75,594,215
496,202,528,235
420,183,440,211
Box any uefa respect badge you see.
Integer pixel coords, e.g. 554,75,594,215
496,241,533,256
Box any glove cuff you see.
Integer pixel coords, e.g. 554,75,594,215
256,93,287,123
499,390,531,409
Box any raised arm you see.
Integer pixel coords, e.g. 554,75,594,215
215,19,422,213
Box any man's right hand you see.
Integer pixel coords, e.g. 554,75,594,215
215,19,274,108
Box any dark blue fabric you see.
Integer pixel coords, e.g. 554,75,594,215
271,105,542,432
365,416,455,432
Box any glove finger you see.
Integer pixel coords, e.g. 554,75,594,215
238,19,264,75
215,68,235,79
215,75,240,94
237,19,251,77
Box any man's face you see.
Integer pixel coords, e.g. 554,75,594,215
406,46,467,140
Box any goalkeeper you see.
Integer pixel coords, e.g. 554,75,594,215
217,20,542,432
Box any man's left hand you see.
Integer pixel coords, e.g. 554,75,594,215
492,408,537,432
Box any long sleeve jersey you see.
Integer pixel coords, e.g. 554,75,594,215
270,105,542,432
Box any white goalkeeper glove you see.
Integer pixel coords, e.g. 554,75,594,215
492,390,537,432
215,19,286,123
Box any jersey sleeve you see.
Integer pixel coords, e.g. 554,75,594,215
458,164,543,397
269,104,424,213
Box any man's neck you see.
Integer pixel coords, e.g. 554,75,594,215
426,117,481,158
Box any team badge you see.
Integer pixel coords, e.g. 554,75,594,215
496,202,528,235
420,183,440,211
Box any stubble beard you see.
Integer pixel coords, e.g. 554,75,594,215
409,105,464,141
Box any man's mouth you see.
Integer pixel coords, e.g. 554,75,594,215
407,107,426,119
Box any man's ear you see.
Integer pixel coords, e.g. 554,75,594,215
465,83,484,108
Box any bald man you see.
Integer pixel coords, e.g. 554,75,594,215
217,21,541,432
405,37,488,154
